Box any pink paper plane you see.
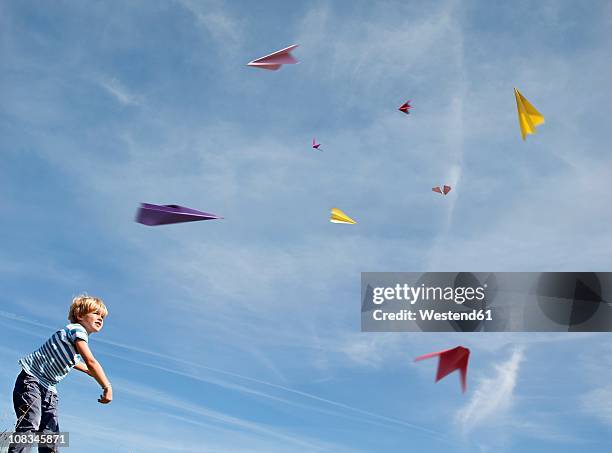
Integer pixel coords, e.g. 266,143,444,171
415,346,470,393
432,185,452,195
312,138,321,150
247,44,299,70
398,100,412,114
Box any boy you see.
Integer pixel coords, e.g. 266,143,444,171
8,295,112,453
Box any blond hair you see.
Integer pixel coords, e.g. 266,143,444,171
68,294,108,323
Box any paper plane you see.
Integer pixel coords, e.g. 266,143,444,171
415,346,470,393
136,203,222,226
398,100,412,114
312,138,321,150
247,44,299,70
432,185,451,195
330,208,356,224
514,88,544,140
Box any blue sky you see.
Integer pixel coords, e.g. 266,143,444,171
1,0,612,451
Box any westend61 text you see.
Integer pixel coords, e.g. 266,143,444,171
372,309,493,321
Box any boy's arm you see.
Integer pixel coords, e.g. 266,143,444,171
73,361,91,375
74,339,113,404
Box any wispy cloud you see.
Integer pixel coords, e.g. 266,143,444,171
177,0,244,53
452,345,582,450
101,343,450,442
95,76,141,106
332,332,412,368
581,384,612,425
115,378,356,452
579,343,612,427
455,347,524,434
63,410,330,453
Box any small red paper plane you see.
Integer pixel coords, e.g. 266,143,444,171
398,100,412,114
415,346,470,393
432,185,451,195
312,138,321,150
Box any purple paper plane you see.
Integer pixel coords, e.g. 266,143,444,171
136,203,222,226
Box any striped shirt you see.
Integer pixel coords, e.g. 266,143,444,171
19,323,89,392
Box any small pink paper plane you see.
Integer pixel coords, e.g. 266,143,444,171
432,185,452,195
312,138,321,150
415,346,470,393
398,100,412,114
247,44,299,70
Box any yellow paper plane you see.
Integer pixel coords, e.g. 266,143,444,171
330,208,356,224
514,88,544,140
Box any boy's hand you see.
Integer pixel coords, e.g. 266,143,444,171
98,386,113,404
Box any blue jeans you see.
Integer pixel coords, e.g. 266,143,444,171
8,370,59,453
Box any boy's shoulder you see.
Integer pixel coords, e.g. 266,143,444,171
64,323,89,343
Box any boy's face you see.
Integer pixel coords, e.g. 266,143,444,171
77,309,105,334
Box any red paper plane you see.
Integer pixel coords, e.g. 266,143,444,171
398,100,412,114
415,346,470,393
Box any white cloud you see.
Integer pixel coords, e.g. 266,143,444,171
579,343,612,427
581,384,612,425
455,347,524,434
177,0,244,53
115,379,345,451
95,76,141,106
